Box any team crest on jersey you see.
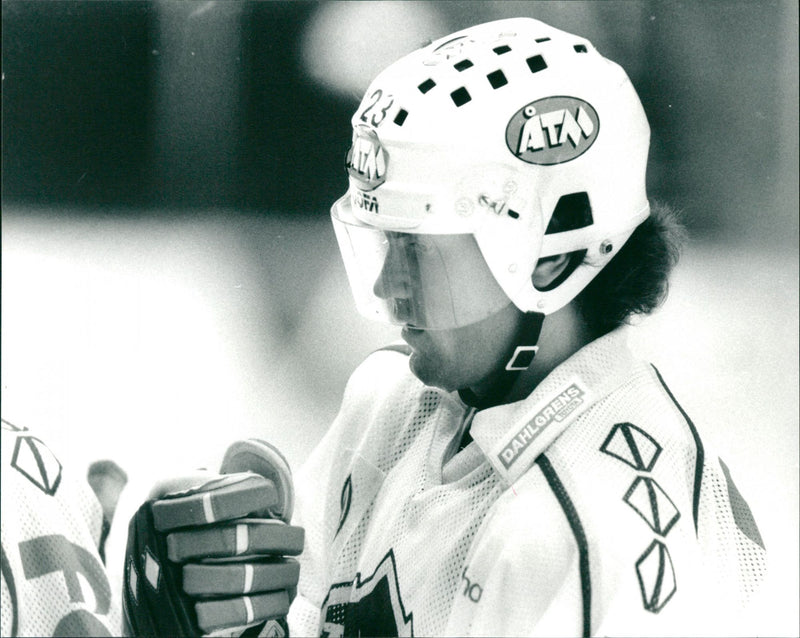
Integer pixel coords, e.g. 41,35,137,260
346,125,387,191
320,549,413,637
506,96,599,165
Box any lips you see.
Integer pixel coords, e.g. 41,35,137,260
401,325,424,346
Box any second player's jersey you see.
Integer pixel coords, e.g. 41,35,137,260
1,420,121,637
287,329,766,637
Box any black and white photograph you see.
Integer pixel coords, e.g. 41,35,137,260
2,1,797,636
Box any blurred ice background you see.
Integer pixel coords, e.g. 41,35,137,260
2,1,797,634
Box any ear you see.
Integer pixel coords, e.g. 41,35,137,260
532,253,572,290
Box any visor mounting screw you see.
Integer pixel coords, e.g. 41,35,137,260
600,240,613,254
537,300,546,309
455,198,473,217
503,180,518,195
508,263,518,273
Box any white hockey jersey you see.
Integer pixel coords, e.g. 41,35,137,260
287,329,766,637
1,420,121,637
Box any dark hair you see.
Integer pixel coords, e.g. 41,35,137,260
575,201,686,338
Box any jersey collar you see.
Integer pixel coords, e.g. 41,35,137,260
469,327,638,485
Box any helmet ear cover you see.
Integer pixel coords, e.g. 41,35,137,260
536,191,593,291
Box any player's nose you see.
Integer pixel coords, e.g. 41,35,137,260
373,242,411,301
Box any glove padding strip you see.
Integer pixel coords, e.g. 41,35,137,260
195,590,290,634
152,474,278,531
166,519,304,561
182,558,300,596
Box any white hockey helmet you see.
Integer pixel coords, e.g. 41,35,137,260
332,17,650,330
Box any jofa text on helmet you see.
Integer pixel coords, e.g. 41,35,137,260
353,190,379,214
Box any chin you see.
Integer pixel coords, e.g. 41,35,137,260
408,350,459,393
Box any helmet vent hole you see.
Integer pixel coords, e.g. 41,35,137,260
487,69,508,89
507,208,520,219
450,87,472,107
535,37,551,43
545,192,593,234
526,55,547,73
393,109,408,126
454,59,474,72
493,44,512,55
418,78,436,94
574,44,588,53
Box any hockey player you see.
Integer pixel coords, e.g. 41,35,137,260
287,17,767,637
1,419,122,636
123,17,766,637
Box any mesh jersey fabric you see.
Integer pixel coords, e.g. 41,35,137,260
287,328,766,637
1,421,121,637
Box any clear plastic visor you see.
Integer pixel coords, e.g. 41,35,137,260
332,197,514,331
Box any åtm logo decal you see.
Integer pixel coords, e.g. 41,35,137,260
506,96,599,165
346,125,388,191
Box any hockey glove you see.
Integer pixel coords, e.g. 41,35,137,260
123,439,304,637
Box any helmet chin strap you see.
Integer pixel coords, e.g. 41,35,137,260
458,312,545,411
